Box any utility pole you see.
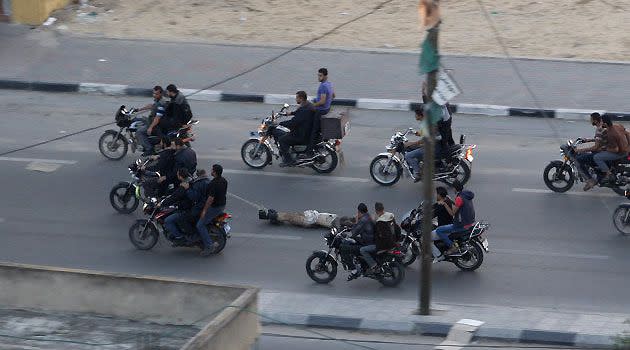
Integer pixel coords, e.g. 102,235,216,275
418,0,441,316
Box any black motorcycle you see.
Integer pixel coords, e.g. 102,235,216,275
128,197,231,253
109,159,160,214
543,138,630,195
398,204,490,271
612,190,630,236
305,227,405,287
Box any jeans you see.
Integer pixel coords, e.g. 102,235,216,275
360,245,377,268
594,151,625,173
318,108,330,116
576,152,596,180
434,224,464,248
136,124,153,154
196,206,225,249
430,230,442,258
165,211,184,238
405,148,424,174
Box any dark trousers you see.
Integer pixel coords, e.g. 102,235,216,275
279,134,305,160
576,152,597,181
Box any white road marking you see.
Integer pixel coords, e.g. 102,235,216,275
223,169,369,183
492,248,609,260
512,188,619,198
228,192,265,210
26,162,62,173
230,233,302,240
0,157,77,164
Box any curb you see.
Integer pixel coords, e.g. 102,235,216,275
260,312,616,348
2,79,630,121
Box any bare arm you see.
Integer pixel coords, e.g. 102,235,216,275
200,195,215,218
147,116,160,134
312,93,327,107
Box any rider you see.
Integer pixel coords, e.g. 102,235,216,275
277,91,316,167
311,68,335,116
163,168,194,239
404,108,442,182
136,85,167,156
159,138,197,190
346,203,375,280
433,180,475,258
364,202,397,274
165,84,193,130
423,82,455,154
434,186,454,227
575,112,605,190
197,164,228,257
165,169,211,241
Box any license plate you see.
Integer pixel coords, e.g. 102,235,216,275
481,238,489,251
224,223,231,234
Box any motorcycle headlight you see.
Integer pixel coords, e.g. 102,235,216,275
465,147,474,162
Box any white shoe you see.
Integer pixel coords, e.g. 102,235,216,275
432,255,445,264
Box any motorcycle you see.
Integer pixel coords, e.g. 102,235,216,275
369,129,475,186
240,104,342,173
99,105,198,160
612,190,630,236
398,205,490,271
128,197,232,253
109,158,161,214
543,138,630,195
305,227,406,287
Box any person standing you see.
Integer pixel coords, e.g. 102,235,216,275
312,68,335,116
197,164,228,257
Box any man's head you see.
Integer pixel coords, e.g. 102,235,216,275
173,138,185,149
452,180,464,193
211,164,223,178
436,186,448,201
414,107,424,121
166,84,179,98
602,114,613,128
153,85,163,100
176,168,190,182
296,91,308,105
374,202,385,216
196,169,207,177
591,112,603,127
357,202,368,216
318,68,328,82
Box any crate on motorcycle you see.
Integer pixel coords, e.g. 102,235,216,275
321,109,350,140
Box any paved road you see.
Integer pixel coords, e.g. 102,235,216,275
0,91,629,315
1,23,630,111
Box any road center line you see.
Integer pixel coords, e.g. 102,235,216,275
0,156,77,164
492,248,609,260
512,188,619,198
230,233,302,240
223,169,369,183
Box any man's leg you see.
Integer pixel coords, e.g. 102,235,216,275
164,212,184,239
360,245,377,269
279,134,303,165
404,148,424,176
136,125,153,155
430,230,443,261
594,151,625,182
176,210,197,239
435,224,458,255
196,206,225,254
576,153,595,180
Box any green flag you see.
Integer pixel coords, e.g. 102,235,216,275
419,27,440,74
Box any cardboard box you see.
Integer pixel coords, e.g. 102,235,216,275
321,109,350,140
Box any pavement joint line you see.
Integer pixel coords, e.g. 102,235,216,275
0,156,77,165
227,191,265,210
230,233,302,240
2,79,630,120
223,168,370,183
512,187,619,198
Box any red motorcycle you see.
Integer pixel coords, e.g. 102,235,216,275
128,198,231,254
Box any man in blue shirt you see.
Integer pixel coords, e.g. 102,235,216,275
312,68,335,116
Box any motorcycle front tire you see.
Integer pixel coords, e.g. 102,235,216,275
543,160,575,193
110,182,139,214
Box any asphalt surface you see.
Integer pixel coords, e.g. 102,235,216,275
2,23,630,111
0,90,629,316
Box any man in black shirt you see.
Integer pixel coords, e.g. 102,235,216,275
433,186,454,227
197,164,228,256
277,91,315,166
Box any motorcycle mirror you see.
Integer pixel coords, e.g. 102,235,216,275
283,103,290,108
460,134,466,145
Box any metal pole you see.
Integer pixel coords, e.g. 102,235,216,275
419,27,439,316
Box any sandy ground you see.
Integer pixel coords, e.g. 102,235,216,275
50,0,630,61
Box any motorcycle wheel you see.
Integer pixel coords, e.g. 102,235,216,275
378,261,405,287
543,161,574,193
612,207,630,236
311,147,339,173
129,220,159,250
453,243,484,271
401,243,420,267
305,254,337,284
450,161,471,185
109,182,139,214
99,130,128,160
241,140,271,169
370,155,402,186
208,228,228,254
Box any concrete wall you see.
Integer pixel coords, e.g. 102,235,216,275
11,0,69,25
0,262,260,350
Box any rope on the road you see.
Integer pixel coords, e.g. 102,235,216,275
181,0,398,99
0,121,114,157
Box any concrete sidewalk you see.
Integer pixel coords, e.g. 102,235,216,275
2,23,630,113
259,291,629,349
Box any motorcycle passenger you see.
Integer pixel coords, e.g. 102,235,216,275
311,68,335,116
434,186,454,227
575,112,605,190
345,203,375,280
136,85,167,156
423,82,455,154
365,202,397,274
166,169,211,241
197,164,228,257
433,181,475,258
163,168,194,240
404,108,442,182
161,138,197,187
277,91,316,167
582,114,630,190
165,84,193,129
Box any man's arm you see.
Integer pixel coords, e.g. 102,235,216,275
147,116,160,134
200,195,215,218
312,94,327,107
445,197,460,217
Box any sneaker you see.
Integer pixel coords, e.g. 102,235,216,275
200,242,220,257
583,179,597,191
432,255,445,264
347,269,361,281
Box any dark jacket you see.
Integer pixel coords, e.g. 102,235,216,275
374,212,396,251
433,197,454,227
280,102,315,142
186,175,210,214
161,185,192,210
351,213,375,245
148,148,175,175
166,147,197,183
453,190,475,228
166,93,193,128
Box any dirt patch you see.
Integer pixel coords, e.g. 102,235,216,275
51,0,630,61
